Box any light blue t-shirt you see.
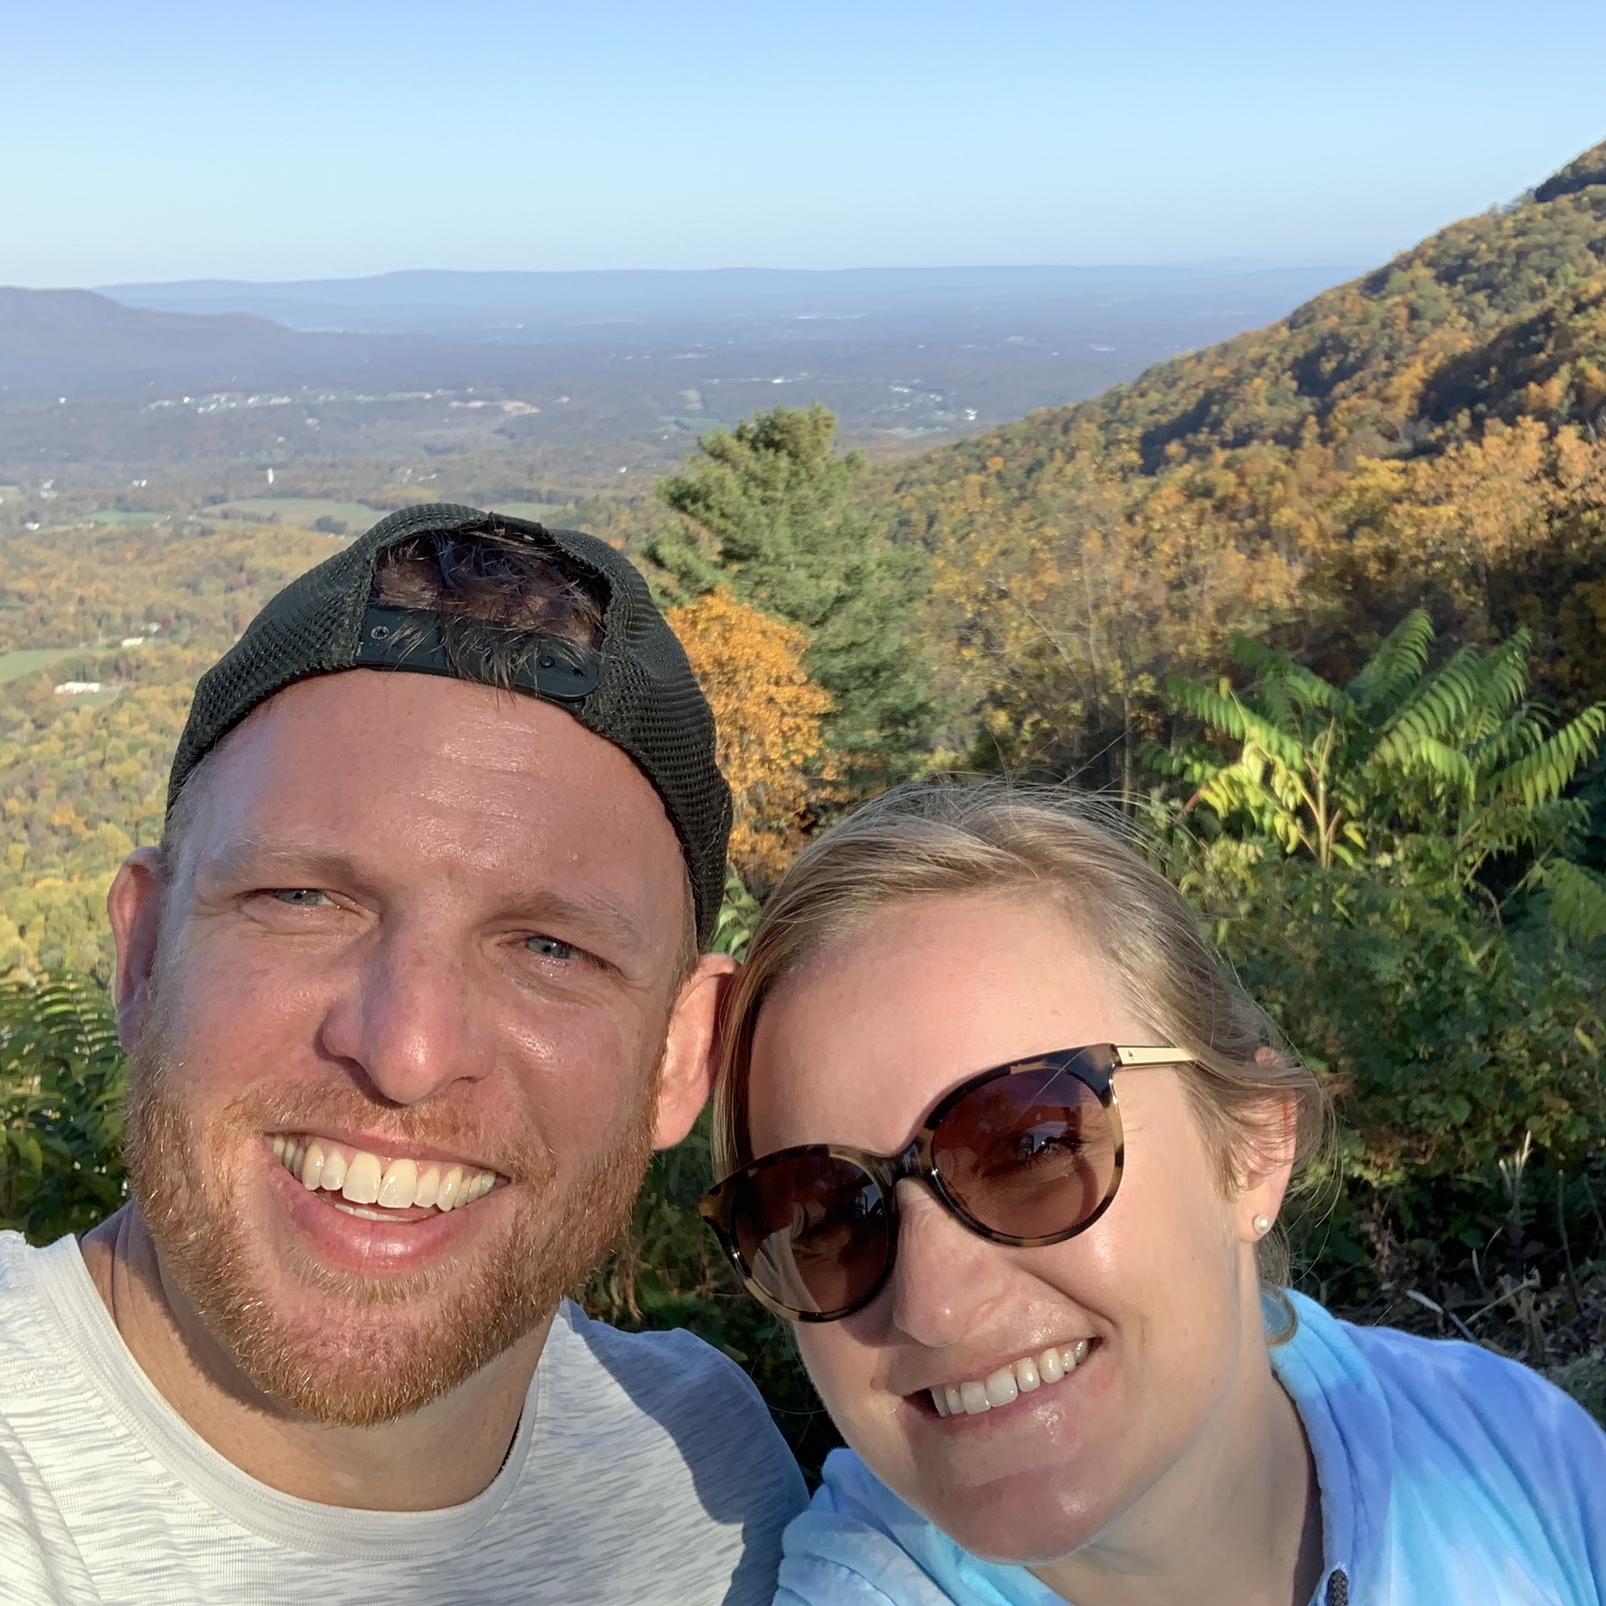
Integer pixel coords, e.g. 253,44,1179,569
776,1292,1606,1605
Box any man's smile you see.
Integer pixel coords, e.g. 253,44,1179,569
270,1132,505,1218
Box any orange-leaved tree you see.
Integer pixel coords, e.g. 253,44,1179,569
666,590,834,883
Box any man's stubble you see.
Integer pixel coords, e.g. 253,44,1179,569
121,971,658,1428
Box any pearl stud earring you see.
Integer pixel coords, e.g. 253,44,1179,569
1252,1214,1272,1236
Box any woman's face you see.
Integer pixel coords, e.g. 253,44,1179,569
746,891,1281,1564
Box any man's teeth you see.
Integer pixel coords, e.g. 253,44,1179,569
929,1339,1094,1418
270,1135,498,1213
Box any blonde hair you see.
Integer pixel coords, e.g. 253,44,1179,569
713,778,1333,1300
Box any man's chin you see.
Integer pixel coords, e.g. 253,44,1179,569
215,1284,526,1426
142,1189,574,1424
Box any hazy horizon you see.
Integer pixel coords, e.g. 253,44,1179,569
91,257,1356,291
8,0,1603,287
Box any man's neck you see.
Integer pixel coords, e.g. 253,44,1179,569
80,1205,551,1511
1030,1358,1323,1606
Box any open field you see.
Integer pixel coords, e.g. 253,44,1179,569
488,501,569,522
85,509,167,526
211,498,384,528
0,648,74,682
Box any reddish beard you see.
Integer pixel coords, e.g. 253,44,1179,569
121,991,657,1428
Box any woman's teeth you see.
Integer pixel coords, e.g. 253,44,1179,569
270,1135,498,1213
929,1339,1094,1417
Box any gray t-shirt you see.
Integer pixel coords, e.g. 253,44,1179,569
0,1232,806,1604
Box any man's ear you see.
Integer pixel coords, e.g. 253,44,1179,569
653,952,739,1150
106,848,169,1052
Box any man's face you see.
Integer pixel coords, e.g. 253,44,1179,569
112,669,708,1426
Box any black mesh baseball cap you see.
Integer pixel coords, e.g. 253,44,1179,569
167,503,732,944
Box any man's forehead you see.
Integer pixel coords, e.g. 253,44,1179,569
181,670,686,893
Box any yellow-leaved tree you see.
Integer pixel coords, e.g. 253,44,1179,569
666,590,834,884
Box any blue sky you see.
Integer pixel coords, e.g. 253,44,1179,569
7,0,1604,285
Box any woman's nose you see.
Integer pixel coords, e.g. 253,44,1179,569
884,1178,1009,1345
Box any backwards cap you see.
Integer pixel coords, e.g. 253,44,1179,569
167,503,732,943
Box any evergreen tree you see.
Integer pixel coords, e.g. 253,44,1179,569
648,405,935,782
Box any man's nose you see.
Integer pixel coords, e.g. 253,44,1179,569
884,1179,1010,1346
318,928,485,1106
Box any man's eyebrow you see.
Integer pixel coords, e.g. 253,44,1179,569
196,837,365,888
499,884,647,950
196,837,649,950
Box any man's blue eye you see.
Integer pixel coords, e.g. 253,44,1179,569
271,889,330,907
526,935,579,962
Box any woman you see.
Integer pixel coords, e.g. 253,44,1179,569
700,781,1606,1606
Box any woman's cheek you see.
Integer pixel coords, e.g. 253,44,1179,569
797,1328,864,1423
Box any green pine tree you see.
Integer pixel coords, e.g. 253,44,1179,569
648,405,935,783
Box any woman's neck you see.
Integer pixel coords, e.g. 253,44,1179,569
1029,1361,1323,1606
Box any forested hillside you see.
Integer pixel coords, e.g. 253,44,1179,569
888,138,1606,787
0,519,351,975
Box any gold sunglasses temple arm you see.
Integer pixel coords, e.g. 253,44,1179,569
1111,1045,1190,1067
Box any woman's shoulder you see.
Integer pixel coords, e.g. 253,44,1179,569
1285,1288,1602,1448
776,1450,1057,1606
1279,1289,1606,1592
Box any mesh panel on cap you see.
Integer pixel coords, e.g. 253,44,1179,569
167,504,732,943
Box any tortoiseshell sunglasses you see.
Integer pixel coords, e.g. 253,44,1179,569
698,1045,1186,1322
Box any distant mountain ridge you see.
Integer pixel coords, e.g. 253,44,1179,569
0,287,283,339
0,286,444,400
2,262,1357,440
98,264,1354,339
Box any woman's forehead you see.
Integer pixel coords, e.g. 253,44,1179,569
747,891,1147,1148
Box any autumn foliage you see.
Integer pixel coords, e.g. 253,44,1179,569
888,141,1606,784
665,590,833,882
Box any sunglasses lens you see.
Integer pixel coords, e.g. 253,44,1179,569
729,1153,892,1318
934,1063,1117,1241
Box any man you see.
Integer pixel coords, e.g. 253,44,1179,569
0,505,806,1602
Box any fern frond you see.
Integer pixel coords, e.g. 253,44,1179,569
1470,631,1533,729
1486,705,1606,807
1372,646,1486,762
0,974,122,1084
1227,635,1298,678
1471,710,1547,777
1348,610,1434,713
1139,740,1227,787
1232,636,1352,719
1260,677,1296,736
1163,676,1305,765
1536,859,1606,944
1392,736,1477,796
1464,797,1589,859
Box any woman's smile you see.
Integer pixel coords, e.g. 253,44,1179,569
918,1336,1097,1420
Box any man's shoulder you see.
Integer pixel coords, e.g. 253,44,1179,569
547,1300,806,1485
0,1231,73,1380
530,1304,808,1597
0,1228,43,1295
554,1298,783,1420
560,1299,752,1378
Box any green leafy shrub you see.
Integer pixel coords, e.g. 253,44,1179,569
1170,837,1606,1366
1,973,127,1242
